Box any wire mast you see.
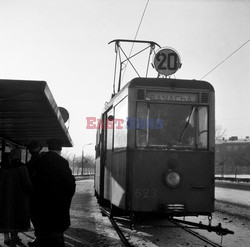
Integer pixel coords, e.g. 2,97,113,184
109,39,161,96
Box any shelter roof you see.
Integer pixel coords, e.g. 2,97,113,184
0,79,73,148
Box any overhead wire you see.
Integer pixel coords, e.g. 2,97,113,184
122,0,150,81
200,39,250,80
133,0,150,43
211,40,250,135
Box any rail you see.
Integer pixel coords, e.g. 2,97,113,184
100,207,132,247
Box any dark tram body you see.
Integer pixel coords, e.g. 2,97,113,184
95,77,215,217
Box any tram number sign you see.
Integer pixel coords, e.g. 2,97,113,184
153,48,181,76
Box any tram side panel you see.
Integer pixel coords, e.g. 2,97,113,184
103,151,112,202
110,150,127,209
96,96,129,209
109,96,128,209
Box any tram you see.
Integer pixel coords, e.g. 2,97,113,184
94,40,215,218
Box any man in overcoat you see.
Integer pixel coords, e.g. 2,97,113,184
29,139,76,247
0,148,32,246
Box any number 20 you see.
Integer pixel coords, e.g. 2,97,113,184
156,52,178,70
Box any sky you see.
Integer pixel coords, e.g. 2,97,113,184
0,0,249,157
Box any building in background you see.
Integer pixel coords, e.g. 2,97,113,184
215,136,250,179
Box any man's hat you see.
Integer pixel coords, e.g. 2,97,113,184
28,140,42,152
47,139,63,151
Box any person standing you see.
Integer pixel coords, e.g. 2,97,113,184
29,139,76,247
0,148,32,247
26,141,43,247
26,140,43,179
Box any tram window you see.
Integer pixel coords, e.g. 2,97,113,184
149,104,196,147
106,109,113,150
197,107,208,149
114,97,128,148
136,102,148,147
136,103,208,149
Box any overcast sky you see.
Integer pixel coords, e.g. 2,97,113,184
0,0,249,157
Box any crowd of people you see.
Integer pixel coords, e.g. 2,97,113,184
0,139,76,247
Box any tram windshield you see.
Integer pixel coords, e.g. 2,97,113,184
136,102,208,149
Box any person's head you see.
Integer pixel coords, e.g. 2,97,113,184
47,139,63,153
28,140,42,155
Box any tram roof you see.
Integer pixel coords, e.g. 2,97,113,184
126,78,214,91
105,77,214,112
0,79,73,148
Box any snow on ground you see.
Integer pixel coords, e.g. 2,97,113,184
215,187,250,207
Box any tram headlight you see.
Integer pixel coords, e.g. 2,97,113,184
164,171,180,188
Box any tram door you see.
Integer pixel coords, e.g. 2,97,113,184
99,108,113,203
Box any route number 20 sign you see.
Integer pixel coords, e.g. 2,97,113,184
153,47,182,76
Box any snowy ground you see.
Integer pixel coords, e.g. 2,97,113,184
215,186,250,207
206,183,250,246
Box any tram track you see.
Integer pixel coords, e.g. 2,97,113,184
168,219,223,247
100,207,225,247
110,218,224,247
108,216,132,247
100,207,132,246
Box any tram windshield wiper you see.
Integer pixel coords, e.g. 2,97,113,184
178,106,197,143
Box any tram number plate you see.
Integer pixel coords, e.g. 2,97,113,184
135,189,157,198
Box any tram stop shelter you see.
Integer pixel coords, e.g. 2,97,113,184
0,79,73,149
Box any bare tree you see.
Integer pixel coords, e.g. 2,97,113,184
215,125,227,140
61,151,95,176
82,155,95,175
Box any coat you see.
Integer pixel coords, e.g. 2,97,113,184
0,161,32,232
31,151,76,232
